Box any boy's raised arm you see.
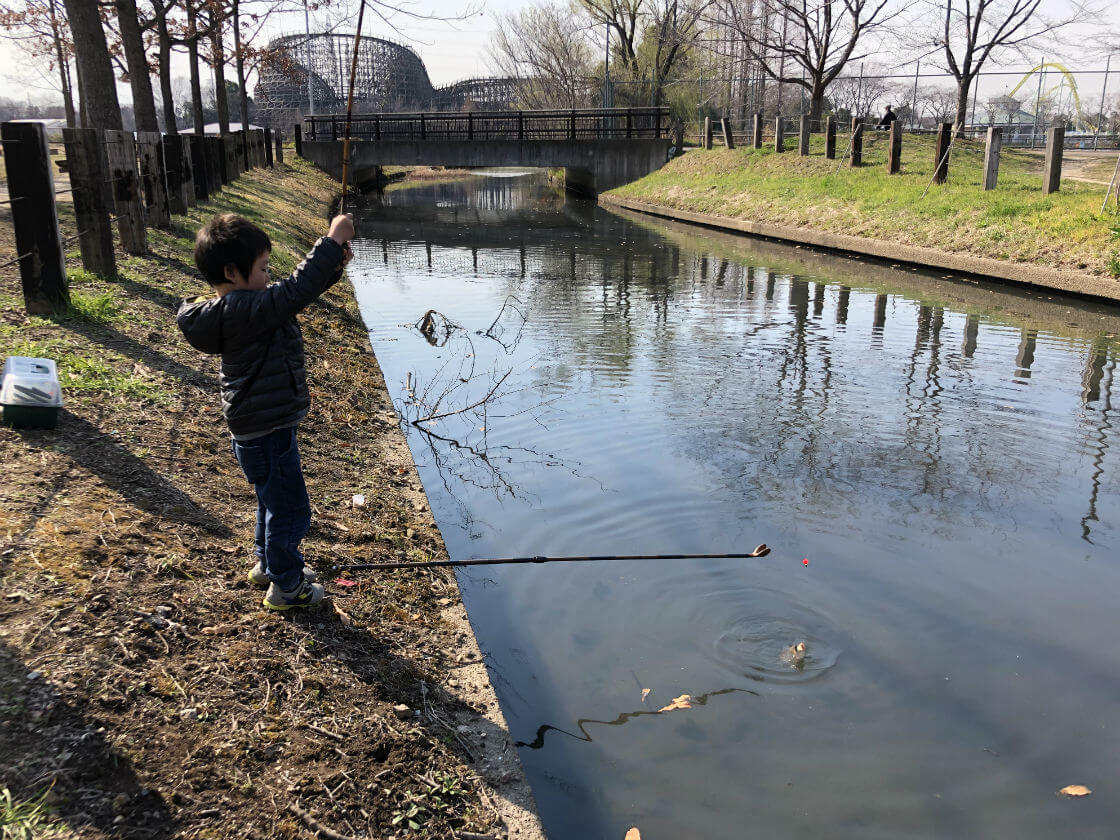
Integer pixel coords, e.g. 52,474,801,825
256,215,354,328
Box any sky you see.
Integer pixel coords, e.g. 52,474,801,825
0,0,1116,105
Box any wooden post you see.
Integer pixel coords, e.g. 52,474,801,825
933,122,951,184
136,131,170,228
179,137,196,208
752,112,762,149
103,129,146,254
205,136,223,193
887,120,903,174
1,121,68,313
798,115,810,155
62,127,116,278
294,124,303,157
275,129,284,164
1043,123,1064,195
774,117,785,152
849,118,863,166
825,116,836,159
221,136,236,184
162,133,186,214
720,117,735,150
703,117,713,150
265,128,273,167
188,134,209,201
983,126,1002,191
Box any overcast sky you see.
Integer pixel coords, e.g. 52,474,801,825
0,0,1116,105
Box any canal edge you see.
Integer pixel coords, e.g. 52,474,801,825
598,193,1120,305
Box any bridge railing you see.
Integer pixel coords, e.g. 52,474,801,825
304,108,669,142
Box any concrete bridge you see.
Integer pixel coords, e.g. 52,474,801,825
300,108,673,197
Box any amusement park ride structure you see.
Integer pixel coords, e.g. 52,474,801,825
254,33,520,128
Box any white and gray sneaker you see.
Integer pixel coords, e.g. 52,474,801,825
248,561,318,587
262,577,326,610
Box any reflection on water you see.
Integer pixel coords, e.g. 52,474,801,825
351,174,1120,839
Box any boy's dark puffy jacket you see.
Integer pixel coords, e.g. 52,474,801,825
176,237,344,437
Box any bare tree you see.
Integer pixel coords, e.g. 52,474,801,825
0,0,77,126
62,0,124,130
114,0,159,131
919,0,1094,132
707,0,900,122
489,2,596,107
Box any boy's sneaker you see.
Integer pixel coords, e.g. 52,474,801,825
263,578,325,610
248,561,318,587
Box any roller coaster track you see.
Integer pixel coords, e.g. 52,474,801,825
1006,62,1090,130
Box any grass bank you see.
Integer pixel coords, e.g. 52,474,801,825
609,133,1120,279
0,158,540,839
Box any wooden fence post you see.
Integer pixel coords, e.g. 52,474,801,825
983,126,1002,191
798,115,810,155
242,128,252,170
849,118,863,166
752,112,763,149
775,117,785,152
825,116,836,159
275,129,284,164
136,131,170,229
162,133,186,214
933,122,952,184
887,120,903,174
294,124,303,157
703,117,713,150
103,129,146,254
1043,123,1064,195
720,117,735,150
62,127,116,278
180,135,196,208
1,121,68,313
188,134,209,201
265,128,273,167
205,136,223,193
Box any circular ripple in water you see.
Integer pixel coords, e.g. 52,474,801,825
693,586,841,685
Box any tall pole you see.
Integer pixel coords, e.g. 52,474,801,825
304,0,314,116
1095,55,1111,151
1032,58,1045,148
911,59,920,128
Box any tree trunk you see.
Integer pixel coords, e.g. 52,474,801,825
809,82,825,123
48,0,76,128
186,0,205,134
115,0,159,132
152,0,176,133
954,75,973,135
62,0,123,131
74,57,88,128
232,0,249,134
208,4,230,135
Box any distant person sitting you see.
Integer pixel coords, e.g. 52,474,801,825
877,105,898,129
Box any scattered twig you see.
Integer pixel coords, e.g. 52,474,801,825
456,833,503,840
303,722,345,741
287,803,360,840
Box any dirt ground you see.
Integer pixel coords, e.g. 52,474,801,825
0,158,543,839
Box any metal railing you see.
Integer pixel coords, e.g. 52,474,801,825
304,107,669,142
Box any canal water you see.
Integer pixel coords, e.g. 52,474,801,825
350,172,1120,839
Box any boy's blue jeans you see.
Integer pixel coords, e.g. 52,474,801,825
231,426,311,591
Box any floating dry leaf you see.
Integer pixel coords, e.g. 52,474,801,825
1058,785,1092,797
624,828,641,840
658,694,692,712
641,688,650,703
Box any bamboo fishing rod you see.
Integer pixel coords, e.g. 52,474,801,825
338,0,367,214
334,544,771,572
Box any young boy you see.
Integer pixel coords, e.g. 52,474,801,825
177,212,355,610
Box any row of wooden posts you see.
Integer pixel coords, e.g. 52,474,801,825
701,115,1067,195
1,120,288,314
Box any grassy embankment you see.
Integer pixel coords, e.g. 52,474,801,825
0,157,520,838
610,132,1120,278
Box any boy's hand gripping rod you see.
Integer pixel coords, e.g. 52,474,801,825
333,544,771,572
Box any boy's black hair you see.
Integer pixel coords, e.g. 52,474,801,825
194,213,272,286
